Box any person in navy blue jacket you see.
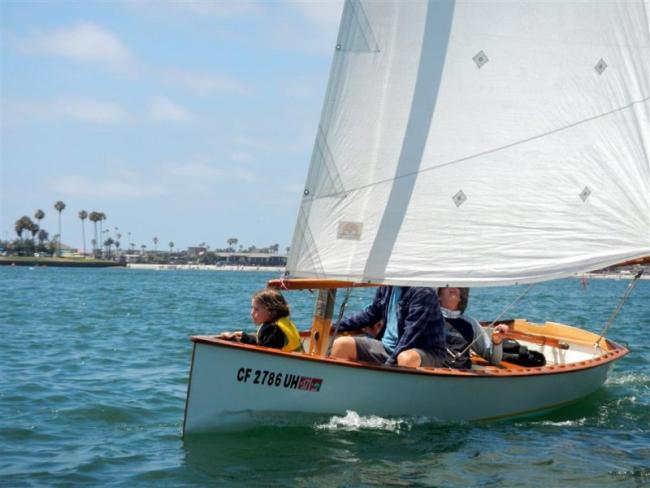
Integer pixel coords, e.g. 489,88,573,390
330,286,446,368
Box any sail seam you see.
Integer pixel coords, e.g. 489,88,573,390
303,96,650,202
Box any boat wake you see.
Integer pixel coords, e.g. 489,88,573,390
607,372,650,386
526,418,587,427
315,410,411,432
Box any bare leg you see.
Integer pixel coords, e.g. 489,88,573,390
330,336,357,360
396,349,422,368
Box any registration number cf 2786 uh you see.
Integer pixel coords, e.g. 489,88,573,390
236,367,323,392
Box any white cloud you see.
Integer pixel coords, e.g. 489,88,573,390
3,97,130,124
230,151,255,163
47,161,257,200
149,97,192,123
286,0,344,27
17,22,134,70
49,173,164,198
162,162,256,183
125,0,261,18
162,68,251,96
161,0,261,17
261,1,343,55
236,135,306,155
284,76,323,98
60,98,131,123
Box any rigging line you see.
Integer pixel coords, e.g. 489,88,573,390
326,287,353,356
304,96,650,202
449,284,535,364
594,269,645,347
348,0,379,53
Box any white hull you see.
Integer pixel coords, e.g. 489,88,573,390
183,321,626,433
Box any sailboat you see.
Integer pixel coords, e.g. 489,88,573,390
183,0,649,434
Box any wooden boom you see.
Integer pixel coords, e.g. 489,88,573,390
267,278,377,290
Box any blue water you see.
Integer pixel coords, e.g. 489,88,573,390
1,267,649,486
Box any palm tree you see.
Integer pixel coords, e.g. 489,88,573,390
30,223,39,241
78,210,88,256
99,213,107,256
54,201,66,256
104,237,115,259
227,238,238,251
89,212,100,256
34,209,45,232
14,216,31,252
14,216,36,254
102,229,109,258
37,229,48,244
169,241,174,253
153,236,159,251
15,219,25,240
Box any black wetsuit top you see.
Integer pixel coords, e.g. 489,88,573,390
240,323,286,349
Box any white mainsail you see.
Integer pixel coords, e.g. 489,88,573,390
286,0,650,286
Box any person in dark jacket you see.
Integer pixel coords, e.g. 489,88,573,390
330,286,446,367
438,287,509,369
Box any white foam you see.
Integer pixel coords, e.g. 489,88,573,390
315,410,409,432
607,373,649,385
529,418,587,427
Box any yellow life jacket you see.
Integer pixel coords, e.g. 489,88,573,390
270,316,302,352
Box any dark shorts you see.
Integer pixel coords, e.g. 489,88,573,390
354,336,440,367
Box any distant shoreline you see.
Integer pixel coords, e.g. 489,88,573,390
0,256,123,268
126,263,285,273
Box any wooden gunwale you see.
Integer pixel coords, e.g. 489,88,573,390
190,334,627,378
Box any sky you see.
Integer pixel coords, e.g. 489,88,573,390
1,0,344,253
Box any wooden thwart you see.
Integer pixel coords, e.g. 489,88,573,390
500,330,570,350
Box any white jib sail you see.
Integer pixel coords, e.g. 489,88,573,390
287,0,650,286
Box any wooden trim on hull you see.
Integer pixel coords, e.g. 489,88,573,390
267,278,377,290
190,333,627,379
612,255,650,267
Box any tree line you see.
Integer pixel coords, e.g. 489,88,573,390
3,202,286,261
8,201,116,258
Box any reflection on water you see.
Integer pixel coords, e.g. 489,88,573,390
182,414,472,486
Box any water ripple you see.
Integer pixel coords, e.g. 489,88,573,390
1,267,648,486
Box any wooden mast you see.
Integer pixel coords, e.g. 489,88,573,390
309,289,336,356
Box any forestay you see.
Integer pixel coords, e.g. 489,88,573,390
286,0,650,286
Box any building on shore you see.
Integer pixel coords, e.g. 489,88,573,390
213,252,286,267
